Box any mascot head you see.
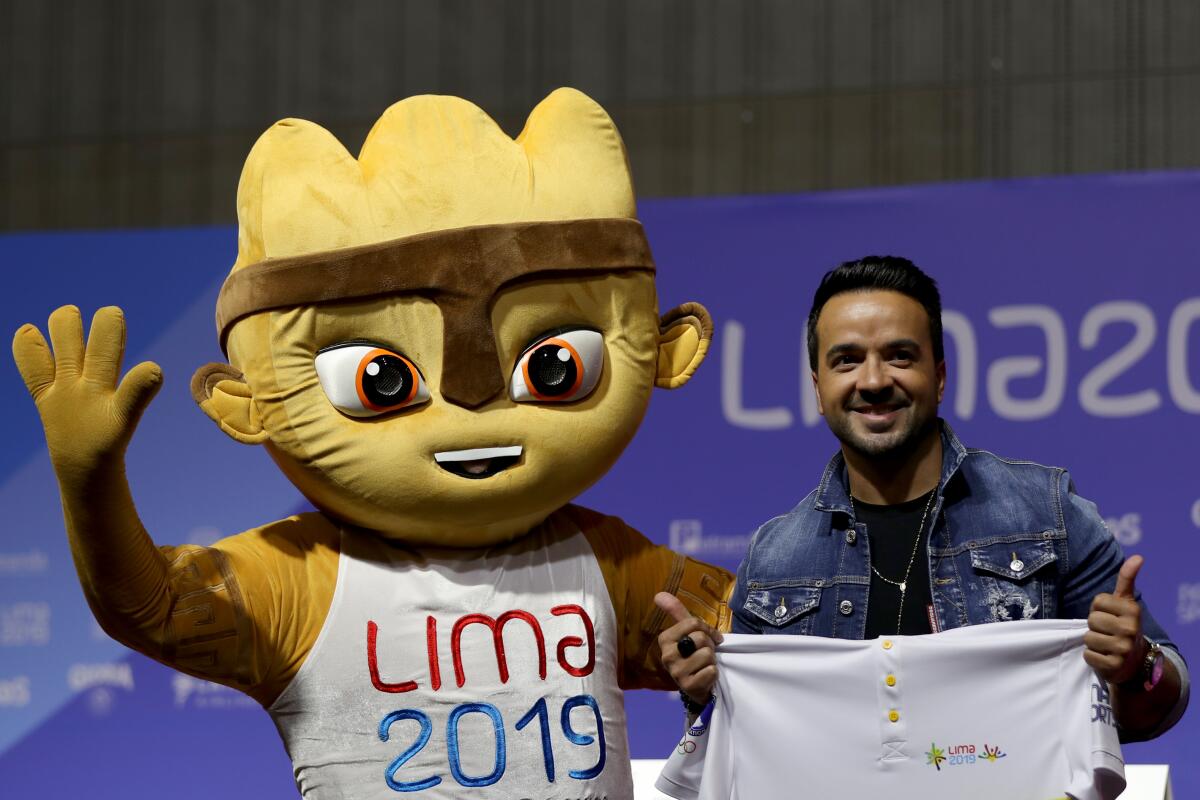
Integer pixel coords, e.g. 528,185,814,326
192,88,710,546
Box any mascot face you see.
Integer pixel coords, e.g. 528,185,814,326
198,89,709,545
227,273,660,543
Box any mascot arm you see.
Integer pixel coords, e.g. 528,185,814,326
569,505,733,691
194,514,341,705
74,513,338,708
13,307,338,707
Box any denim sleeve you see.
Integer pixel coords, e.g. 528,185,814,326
1058,470,1190,740
1059,472,1178,649
730,548,763,635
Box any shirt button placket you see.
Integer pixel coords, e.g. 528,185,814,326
877,638,907,763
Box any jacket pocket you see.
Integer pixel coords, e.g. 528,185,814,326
966,537,1058,621
743,586,821,633
968,538,1057,581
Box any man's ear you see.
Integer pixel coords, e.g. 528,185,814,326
190,363,269,445
655,302,713,389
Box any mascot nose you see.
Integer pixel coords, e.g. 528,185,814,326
441,371,503,409
437,295,506,409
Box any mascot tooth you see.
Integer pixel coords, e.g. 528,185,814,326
14,88,732,799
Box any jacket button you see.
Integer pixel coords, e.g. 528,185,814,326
845,530,856,545
839,600,853,615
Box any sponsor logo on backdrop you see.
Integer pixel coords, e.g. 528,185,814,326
721,299,1200,429
1192,499,1200,528
0,676,31,708
68,662,134,717
669,520,752,559
87,690,114,716
0,550,48,575
1178,583,1200,624
68,662,134,692
925,741,1007,770
0,602,50,646
172,674,256,709
1104,513,1142,546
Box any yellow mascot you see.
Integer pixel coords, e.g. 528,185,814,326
13,88,731,798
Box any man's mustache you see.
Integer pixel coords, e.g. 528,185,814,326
847,398,910,413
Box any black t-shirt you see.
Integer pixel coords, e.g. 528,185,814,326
853,490,937,638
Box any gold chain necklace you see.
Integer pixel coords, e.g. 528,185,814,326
858,489,936,635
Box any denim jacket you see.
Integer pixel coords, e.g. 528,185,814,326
730,423,1188,736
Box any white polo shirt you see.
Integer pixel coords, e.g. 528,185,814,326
657,619,1125,800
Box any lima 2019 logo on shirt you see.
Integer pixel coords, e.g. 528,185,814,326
925,741,1007,770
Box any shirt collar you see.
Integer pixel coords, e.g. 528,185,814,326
813,420,968,521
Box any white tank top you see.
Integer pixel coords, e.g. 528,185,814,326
657,620,1125,800
270,523,632,799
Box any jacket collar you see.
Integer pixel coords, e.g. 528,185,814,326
813,420,968,521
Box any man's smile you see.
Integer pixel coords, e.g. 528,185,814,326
433,446,523,479
849,402,908,429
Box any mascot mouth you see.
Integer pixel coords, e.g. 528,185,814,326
434,446,523,480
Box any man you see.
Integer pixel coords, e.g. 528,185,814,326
658,255,1187,740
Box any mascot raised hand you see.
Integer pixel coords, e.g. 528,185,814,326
12,88,731,798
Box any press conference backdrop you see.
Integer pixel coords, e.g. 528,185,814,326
0,173,1196,797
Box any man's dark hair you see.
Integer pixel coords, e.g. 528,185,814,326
806,255,944,368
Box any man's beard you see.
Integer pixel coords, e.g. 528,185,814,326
828,403,938,461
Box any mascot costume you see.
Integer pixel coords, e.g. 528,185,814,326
13,89,732,798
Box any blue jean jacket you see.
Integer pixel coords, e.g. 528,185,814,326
730,423,1188,737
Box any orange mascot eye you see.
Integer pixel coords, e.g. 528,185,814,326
355,349,422,411
510,329,604,403
314,343,430,418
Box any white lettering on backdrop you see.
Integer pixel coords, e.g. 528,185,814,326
721,298,1200,428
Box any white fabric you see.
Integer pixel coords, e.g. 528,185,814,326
270,526,631,799
657,620,1125,800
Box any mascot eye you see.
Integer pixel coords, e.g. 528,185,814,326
314,343,430,417
510,328,604,403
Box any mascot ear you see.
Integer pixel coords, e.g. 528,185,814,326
655,302,713,390
190,363,269,445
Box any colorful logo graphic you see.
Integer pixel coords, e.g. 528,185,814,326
926,741,1007,769
981,744,1007,762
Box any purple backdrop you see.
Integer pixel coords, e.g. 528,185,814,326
1,172,1196,796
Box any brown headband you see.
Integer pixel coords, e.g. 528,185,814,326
215,217,655,408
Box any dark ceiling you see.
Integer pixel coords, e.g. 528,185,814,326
3,0,1198,231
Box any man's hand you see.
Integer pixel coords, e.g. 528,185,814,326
13,305,162,478
1084,555,1146,685
655,591,723,708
